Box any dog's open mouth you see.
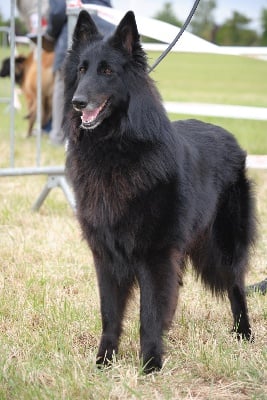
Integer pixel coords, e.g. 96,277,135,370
80,99,109,130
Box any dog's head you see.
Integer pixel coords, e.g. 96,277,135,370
64,10,147,132
0,58,10,77
0,55,27,85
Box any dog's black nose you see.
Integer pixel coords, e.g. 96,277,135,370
72,96,87,110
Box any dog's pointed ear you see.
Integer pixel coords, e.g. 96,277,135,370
110,11,140,54
72,10,99,44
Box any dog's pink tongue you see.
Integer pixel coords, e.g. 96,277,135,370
82,108,99,123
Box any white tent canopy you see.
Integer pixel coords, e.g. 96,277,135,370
70,3,218,53
69,2,267,57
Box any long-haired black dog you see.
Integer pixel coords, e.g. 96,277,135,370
63,10,256,373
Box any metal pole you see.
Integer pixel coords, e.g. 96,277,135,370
36,0,42,166
0,166,65,177
10,0,16,167
66,0,81,46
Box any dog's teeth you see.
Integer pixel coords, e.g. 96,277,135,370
81,115,94,124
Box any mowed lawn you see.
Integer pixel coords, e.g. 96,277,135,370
150,52,267,107
0,48,266,399
149,52,267,155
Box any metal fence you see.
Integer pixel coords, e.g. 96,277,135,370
0,0,75,211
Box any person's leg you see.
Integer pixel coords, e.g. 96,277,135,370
50,69,65,145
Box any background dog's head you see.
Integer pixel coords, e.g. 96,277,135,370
0,55,27,85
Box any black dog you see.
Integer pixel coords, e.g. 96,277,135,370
63,11,256,373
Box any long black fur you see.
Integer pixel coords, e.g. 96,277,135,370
63,11,256,373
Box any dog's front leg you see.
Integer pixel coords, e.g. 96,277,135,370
94,263,133,367
137,257,180,373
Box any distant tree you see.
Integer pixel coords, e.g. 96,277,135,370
0,9,5,26
1,17,27,34
215,11,259,46
0,9,9,46
260,8,267,45
142,2,181,43
153,2,181,27
189,0,217,42
0,8,27,36
14,17,27,35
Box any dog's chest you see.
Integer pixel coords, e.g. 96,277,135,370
68,145,148,226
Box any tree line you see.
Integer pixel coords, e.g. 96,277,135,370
0,2,267,46
153,1,267,46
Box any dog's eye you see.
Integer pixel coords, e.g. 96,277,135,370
98,63,112,76
79,66,87,74
102,66,112,75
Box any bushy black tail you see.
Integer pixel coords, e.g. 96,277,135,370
191,168,256,339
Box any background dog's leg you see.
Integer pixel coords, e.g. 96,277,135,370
95,265,133,367
246,278,267,295
26,110,36,137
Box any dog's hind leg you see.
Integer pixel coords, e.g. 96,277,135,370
191,239,253,340
27,115,35,137
227,274,252,340
25,93,36,137
192,172,255,341
218,174,255,341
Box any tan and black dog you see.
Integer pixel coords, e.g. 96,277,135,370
0,50,54,136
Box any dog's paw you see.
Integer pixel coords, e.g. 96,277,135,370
232,327,254,342
142,354,162,374
96,349,117,369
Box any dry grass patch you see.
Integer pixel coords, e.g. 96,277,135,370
0,170,266,399
1,47,266,399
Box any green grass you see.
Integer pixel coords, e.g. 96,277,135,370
0,49,267,399
149,52,267,107
169,115,267,155
149,52,267,155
